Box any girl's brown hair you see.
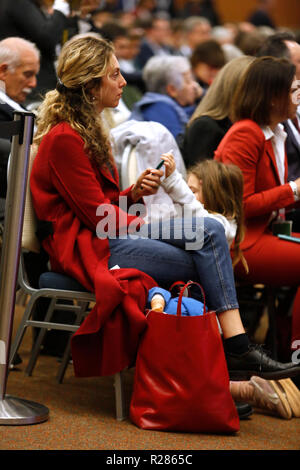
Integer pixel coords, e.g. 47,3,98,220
188,160,248,273
34,35,115,168
231,56,296,126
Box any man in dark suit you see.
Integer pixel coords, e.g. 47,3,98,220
0,36,40,199
0,0,70,100
135,15,175,70
0,37,40,368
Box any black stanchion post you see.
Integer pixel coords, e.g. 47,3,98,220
0,112,49,424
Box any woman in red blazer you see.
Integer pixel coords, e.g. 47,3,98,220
30,37,300,381
215,56,300,348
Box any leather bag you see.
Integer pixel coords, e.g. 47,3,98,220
130,281,240,433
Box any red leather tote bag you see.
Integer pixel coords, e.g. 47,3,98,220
130,281,240,433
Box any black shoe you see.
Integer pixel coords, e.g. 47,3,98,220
235,402,253,420
226,344,300,380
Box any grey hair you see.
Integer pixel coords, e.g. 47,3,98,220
0,37,40,72
142,55,191,94
183,16,211,33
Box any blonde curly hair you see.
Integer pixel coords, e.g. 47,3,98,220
34,35,115,167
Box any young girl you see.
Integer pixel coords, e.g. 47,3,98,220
161,154,248,273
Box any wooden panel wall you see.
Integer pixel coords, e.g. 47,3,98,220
173,1,300,29
214,0,300,29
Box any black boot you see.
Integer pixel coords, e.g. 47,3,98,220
235,402,253,420
226,344,300,380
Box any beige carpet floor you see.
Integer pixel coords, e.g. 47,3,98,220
1,306,299,451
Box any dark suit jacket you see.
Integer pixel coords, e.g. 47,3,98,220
0,104,15,198
134,39,174,70
283,120,300,181
0,0,67,98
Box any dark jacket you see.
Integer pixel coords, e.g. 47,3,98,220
283,120,300,181
0,104,15,198
0,0,68,99
181,115,232,168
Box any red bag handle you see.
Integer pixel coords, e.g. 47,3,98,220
175,281,207,317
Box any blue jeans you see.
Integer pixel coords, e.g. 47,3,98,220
108,217,239,314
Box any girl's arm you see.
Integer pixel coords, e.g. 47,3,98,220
162,168,236,244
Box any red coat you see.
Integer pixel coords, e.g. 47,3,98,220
30,122,157,377
214,119,297,250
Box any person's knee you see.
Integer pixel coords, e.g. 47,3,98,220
203,217,225,237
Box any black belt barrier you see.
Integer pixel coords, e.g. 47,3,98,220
0,112,49,424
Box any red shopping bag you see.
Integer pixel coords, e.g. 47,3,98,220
130,281,240,433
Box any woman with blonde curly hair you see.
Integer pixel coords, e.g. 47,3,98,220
30,35,300,384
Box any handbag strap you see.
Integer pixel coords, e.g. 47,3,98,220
176,281,207,317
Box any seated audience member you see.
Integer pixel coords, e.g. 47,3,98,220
234,30,267,56
179,0,220,27
0,36,40,367
160,155,247,271
0,0,71,100
214,57,300,352
130,55,202,139
134,14,174,70
181,55,254,167
30,35,300,385
221,43,244,62
0,37,40,199
248,0,276,29
257,32,300,231
179,16,212,58
190,39,226,90
98,22,145,103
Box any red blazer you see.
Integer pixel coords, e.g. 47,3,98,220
214,119,296,250
30,122,156,377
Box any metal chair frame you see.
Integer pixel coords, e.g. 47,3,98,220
8,139,127,421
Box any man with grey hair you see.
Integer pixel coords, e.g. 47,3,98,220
0,37,40,198
179,16,212,58
0,36,40,369
130,55,202,139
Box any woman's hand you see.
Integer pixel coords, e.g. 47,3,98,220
294,177,300,196
131,168,163,202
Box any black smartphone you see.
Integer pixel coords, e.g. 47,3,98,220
156,160,164,170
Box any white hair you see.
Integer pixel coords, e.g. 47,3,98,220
142,55,191,94
0,37,40,72
183,16,211,33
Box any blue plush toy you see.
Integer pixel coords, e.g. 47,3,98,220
147,287,205,316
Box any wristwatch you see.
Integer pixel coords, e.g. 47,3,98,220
289,181,299,199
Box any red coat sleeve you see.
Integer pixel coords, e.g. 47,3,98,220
214,121,295,219
44,127,144,234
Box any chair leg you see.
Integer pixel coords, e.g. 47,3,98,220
9,295,37,368
266,287,278,359
25,297,57,376
56,301,90,384
114,371,126,421
56,334,72,384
